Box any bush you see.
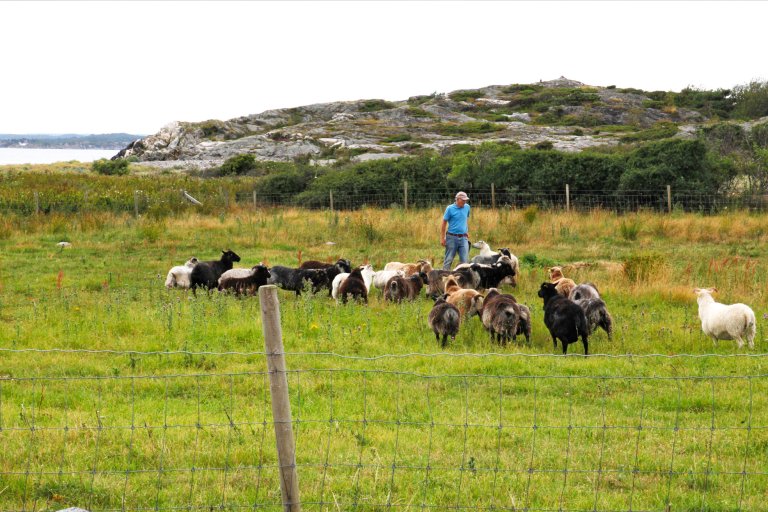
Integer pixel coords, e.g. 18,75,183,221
219,154,257,176
619,122,678,143
731,80,768,119
92,159,129,176
436,121,505,136
449,89,486,102
359,99,396,112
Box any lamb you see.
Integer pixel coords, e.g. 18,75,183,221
442,275,484,319
217,265,271,296
428,296,461,348
164,257,198,289
372,269,405,291
538,282,589,355
189,250,241,293
549,266,576,297
480,288,522,345
267,266,329,296
694,287,756,349
568,283,613,339
384,272,429,302
332,264,375,301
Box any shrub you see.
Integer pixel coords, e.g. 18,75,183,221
359,99,396,112
534,141,554,150
92,159,129,176
220,154,257,176
619,122,678,143
436,121,505,136
731,80,768,119
383,134,412,143
751,121,768,148
449,89,486,102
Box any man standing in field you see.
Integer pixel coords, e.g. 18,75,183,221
441,191,471,270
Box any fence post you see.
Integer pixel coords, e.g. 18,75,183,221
403,181,408,211
253,190,257,209
667,185,672,214
259,285,301,512
134,191,139,218
329,190,334,212
491,183,496,210
565,184,570,212
34,191,39,215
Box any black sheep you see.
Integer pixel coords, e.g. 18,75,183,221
190,250,241,294
218,265,271,296
268,265,329,296
299,258,351,295
537,282,590,355
338,267,368,304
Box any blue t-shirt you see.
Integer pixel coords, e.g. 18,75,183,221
443,203,470,234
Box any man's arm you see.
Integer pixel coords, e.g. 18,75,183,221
440,219,448,247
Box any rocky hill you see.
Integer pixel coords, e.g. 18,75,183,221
115,77,709,170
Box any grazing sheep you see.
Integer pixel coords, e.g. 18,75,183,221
568,283,601,301
480,288,522,345
333,265,375,301
164,257,198,289
454,256,516,291
441,275,483,318
538,282,589,355
384,272,429,302
372,269,405,291
568,283,613,339
337,267,370,304
426,269,465,299
694,287,756,349
549,266,576,297
428,296,461,348
385,259,432,276
470,240,500,265
575,298,613,340
299,259,352,296
268,266,329,296
218,265,271,296
190,250,241,293
300,258,352,273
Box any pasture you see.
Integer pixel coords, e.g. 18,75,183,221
0,205,767,511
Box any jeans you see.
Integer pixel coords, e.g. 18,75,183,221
443,235,469,270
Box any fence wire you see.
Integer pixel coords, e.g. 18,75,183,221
1,350,766,512
3,187,768,215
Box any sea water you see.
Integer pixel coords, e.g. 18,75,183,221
0,148,119,165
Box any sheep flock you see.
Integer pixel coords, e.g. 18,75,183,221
164,244,758,354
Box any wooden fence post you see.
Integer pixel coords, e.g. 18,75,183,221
404,181,408,211
491,183,496,210
329,190,334,212
259,285,301,512
565,184,570,212
667,185,672,214
253,190,257,209
34,191,39,215
134,190,139,218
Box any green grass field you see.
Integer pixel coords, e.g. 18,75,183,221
0,204,767,511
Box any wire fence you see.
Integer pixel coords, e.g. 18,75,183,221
2,348,767,512
4,185,768,216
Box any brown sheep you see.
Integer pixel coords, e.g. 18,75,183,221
549,266,576,297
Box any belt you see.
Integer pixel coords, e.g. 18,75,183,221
446,232,468,238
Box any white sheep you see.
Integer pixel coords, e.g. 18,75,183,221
372,269,405,291
164,257,198,289
332,264,375,300
694,287,756,349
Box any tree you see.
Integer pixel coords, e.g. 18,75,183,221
731,80,768,119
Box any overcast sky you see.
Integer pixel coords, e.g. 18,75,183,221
1,0,765,135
